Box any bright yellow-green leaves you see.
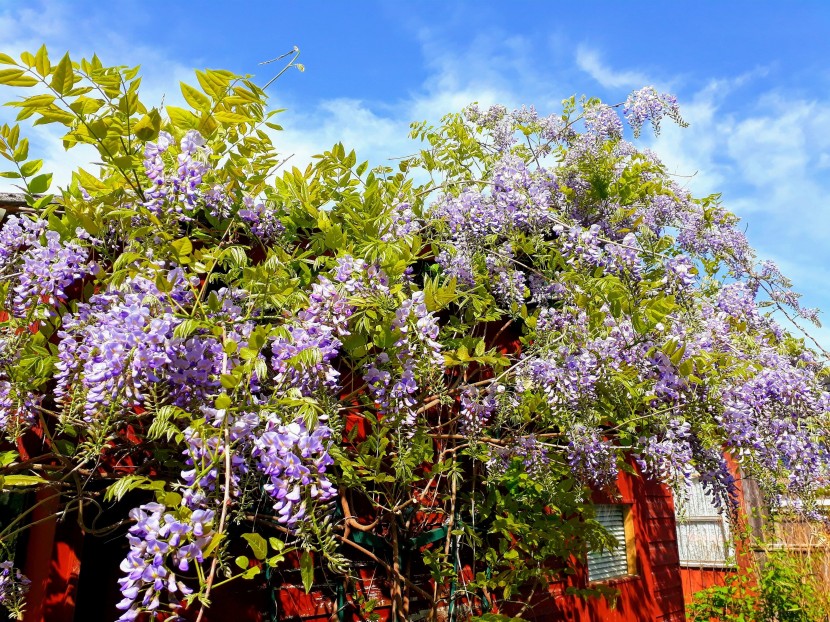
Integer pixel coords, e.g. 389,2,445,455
0,47,284,206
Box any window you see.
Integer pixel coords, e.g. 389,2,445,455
587,505,636,582
675,477,732,567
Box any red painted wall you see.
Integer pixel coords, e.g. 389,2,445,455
678,454,753,608
522,460,686,622
18,460,691,621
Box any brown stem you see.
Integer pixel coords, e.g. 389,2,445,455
431,471,458,622
391,521,400,622
490,319,515,348
415,399,441,416
195,346,232,622
402,551,412,619
333,533,433,602
340,490,380,532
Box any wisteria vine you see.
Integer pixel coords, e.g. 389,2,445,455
0,48,827,621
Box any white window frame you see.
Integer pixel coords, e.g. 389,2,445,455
675,476,733,568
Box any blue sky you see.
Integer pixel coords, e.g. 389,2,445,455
2,0,830,348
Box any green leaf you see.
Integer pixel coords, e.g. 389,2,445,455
13,138,28,162
0,69,26,85
27,173,52,194
133,109,161,141
103,475,152,502
170,238,193,257
173,318,201,339
3,74,38,87
20,159,42,177
181,82,211,112
2,474,47,487
50,53,73,95
196,69,236,99
202,532,224,558
167,105,199,129
242,533,268,560
214,111,251,125
16,94,56,108
220,374,240,389
300,550,314,593
241,566,261,579
235,555,249,569
35,45,50,77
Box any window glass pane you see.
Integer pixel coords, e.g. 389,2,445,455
677,521,730,565
588,505,630,581
675,477,731,567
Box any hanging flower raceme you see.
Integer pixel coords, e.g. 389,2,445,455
0,215,97,319
116,503,210,621
0,561,30,619
566,424,619,489
54,271,195,418
142,130,226,222
3,53,830,622
720,350,830,496
459,384,501,437
624,86,686,137
252,416,336,530
364,291,443,430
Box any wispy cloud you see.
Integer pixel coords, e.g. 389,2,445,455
575,45,653,89
0,0,195,191
2,4,828,351
271,28,550,170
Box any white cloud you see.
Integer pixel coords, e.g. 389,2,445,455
575,45,653,90
0,0,194,192
642,71,830,351
269,29,546,172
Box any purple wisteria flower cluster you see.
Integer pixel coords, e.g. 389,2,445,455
0,561,30,618
142,130,289,239
364,291,443,429
583,103,623,140
424,88,830,512
271,270,355,397
635,419,695,486
238,196,285,244
253,417,336,529
0,215,97,319
459,384,501,436
381,201,421,241
464,103,568,154
566,424,619,489
521,348,601,410
179,409,259,509
143,130,221,221
0,379,41,433
623,86,686,137
54,271,195,417
720,349,830,495
116,502,213,621
487,434,550,479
